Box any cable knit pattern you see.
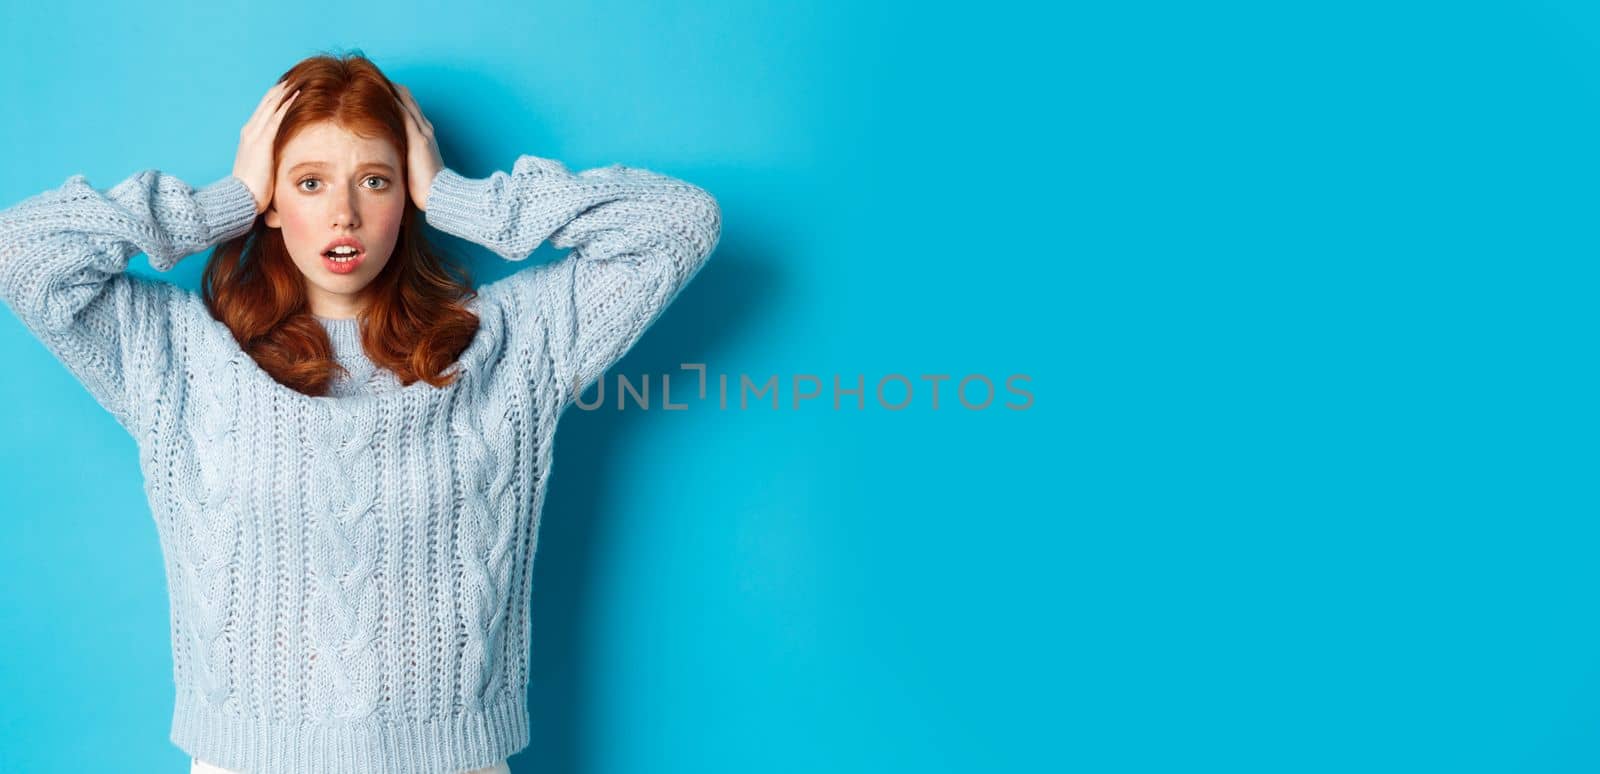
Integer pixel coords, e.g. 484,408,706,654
307,395,384,721
178,348,244,710
449,370,521,711
0,154,721,774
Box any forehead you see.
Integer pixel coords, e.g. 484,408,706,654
280,122,400,170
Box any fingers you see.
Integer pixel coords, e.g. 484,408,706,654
249,82,285,123
395,87,418,131
245,81,298,136
272,88,300,123
394,84,433,135
397,85,420,130
250,82,289,126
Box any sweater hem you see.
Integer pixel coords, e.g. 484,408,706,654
170,691,528,774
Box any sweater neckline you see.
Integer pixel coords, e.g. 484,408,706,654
314,315,362,352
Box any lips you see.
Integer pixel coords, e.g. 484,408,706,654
322,236,366,257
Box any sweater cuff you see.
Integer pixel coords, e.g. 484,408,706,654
424,157,572,246
195,175,261,247
423,167,491,241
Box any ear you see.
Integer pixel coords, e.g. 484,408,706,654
264,204,280,229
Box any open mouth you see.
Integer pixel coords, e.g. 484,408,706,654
321,247,366,274
321,237,367,273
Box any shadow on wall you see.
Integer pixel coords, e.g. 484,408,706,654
517,228,772,774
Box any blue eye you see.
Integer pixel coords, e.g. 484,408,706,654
297,176,390,192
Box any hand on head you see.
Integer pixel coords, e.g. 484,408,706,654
394,83,444,212
233,81,299,215
231,79,444,216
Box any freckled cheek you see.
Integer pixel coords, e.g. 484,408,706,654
372,211,403,236
368,201,407,257
278,205,320,253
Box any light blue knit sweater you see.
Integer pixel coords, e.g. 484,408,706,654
0,154,721,773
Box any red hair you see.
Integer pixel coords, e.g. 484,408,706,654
201,50,480,396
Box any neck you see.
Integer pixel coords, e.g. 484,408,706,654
305,284,370,320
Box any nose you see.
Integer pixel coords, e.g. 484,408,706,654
330,184,361,230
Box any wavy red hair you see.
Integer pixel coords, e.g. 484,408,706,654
202,50,479,397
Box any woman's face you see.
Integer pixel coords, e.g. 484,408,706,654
264,121,406,318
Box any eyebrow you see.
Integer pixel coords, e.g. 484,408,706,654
287,161,398,175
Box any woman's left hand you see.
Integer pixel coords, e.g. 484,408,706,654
395,83,444,212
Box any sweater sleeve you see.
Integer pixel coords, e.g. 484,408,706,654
423,154,722,403
0,170,260,432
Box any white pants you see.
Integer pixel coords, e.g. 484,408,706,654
191,758,511,774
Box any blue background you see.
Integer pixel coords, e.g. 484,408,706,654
1,1,1596,772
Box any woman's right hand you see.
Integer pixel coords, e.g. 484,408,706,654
394,83,444,212
232,81,300,215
